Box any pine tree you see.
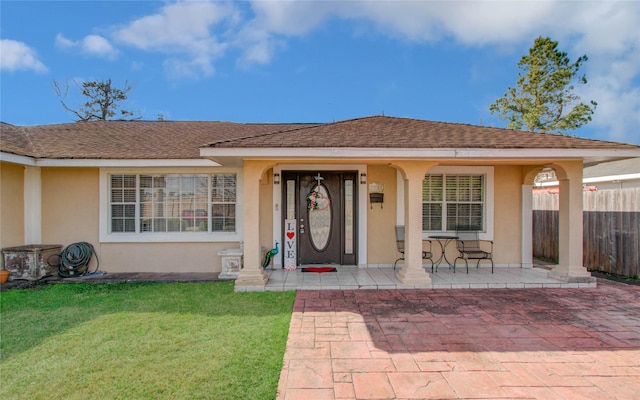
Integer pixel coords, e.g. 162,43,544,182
490,36,597,135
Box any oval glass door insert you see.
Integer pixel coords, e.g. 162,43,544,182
308,184,332,251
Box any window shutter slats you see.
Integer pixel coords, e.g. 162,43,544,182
424,173,485,232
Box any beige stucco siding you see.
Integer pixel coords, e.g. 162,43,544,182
99,242,232,273
493,166,523,265
366,165,399,265
0,162,25,249
41,167,100,247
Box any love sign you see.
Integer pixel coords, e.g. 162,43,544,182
284,219,297,270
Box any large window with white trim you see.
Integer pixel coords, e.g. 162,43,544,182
109,173,236,233
423,173,485,231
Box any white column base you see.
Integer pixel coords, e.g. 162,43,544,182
548,266,595,283
234,268,268,288
396,266,433,286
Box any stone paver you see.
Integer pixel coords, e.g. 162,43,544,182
277,280,640,399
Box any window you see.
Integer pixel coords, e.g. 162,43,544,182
423,173,485,231
109,173,236,234
210,174,236,232
110,175,136,233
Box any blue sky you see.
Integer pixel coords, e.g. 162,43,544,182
1,1,639,145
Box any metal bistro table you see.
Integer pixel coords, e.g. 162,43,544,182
428,235,459,272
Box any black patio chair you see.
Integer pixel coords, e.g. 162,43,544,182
393,225,434,271
454,226,494,273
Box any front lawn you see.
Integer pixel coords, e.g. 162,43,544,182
0,281,296,399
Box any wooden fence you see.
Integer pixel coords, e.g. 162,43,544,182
532,188,640,277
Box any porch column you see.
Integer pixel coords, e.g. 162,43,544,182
235,161,269,290
521,184,533,268
394,163,432,286
24,166,42,244
548,162,593,283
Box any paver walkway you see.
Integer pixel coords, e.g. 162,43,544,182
277,280,640,399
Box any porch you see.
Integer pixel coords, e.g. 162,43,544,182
250,265,597,292
235,160,595,291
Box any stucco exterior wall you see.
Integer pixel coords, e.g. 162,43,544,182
493,166,523,265
41,168,100,247
99,242,233,273
366,165,399,265
0,162,25,250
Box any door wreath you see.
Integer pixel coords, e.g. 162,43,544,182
306,186,330,210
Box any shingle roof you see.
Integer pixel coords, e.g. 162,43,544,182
1,116,638,161
0,120,317,159
208,116,640,150
0,122,36,157
584,158,640,178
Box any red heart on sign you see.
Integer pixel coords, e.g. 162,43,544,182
286,232,295,240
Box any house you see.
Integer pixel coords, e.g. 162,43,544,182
583,158,640,190
534,158,640,193
2,116,639,290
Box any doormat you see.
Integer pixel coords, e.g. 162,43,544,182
301,267,337,273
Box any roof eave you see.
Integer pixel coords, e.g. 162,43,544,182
37,159,222,168
199,147,640,166
0,152,37,166
0,153,221,168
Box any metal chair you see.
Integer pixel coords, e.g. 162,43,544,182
454,226,493,273
393,226,434,271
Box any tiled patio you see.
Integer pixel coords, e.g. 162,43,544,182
276,279,640,400
264,266,596,291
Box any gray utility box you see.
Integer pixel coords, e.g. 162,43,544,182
1,245,62,281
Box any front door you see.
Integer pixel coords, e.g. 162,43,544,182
282,171,357,265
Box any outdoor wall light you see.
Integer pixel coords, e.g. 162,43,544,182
360,173,367,184
274,173,280,185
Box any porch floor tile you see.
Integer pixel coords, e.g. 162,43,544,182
265,266,595,291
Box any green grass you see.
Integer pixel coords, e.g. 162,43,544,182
0,281,296,399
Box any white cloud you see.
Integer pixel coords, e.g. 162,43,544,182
114,2,229,50
163,56,215,79
239,0,556,60
56,33,118,60
82,35,118,59
0,39,48,73
112,1,236,77
580,79,640,143
247,1,337,36
55,33,75,48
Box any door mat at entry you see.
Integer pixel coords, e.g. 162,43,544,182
301,267,337,273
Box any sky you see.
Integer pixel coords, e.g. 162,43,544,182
1,0,639,145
